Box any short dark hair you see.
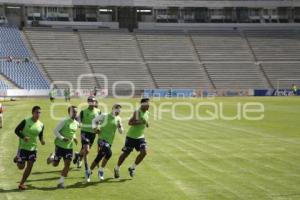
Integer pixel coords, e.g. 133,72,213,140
68,106,78,114
141,98,150,104
32,106,41,113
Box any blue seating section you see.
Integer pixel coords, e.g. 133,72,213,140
0,25,31,58
0,61,49,89
0,25,50,89
0,80,11,89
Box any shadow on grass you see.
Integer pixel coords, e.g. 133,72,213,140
32,170,62,175
0,188,20,193
31,167,78,175
0,177,132,192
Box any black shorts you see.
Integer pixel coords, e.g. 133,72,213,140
96,140,112,160
122,137,147,153
81,131,96,146
54,146,73,162
17,149,37,164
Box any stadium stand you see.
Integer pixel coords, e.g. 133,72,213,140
79,30,142,61
40,61,96,89
90,62,155,91
0,25,49,89
0,61,49,89
245,29,300,61
148,62,211,89
190,30,254,62
261,63,300,89
25,28,82,60
136,31,195,61
204,63,267,89
0,25,31,58
22,27,300,90
0,80,11,89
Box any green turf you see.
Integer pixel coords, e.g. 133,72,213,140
0,97,300,200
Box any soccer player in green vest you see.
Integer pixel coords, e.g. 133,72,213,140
14,106,45,190
64,88,71,102
88,104,124,181
114,98,150,178
292,84,298,96
49,89,55,102
73,96,100,182
47,106,79,188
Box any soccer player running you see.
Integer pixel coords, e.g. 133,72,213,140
14,106,45,190
49,89,55,102
114,98,150,178
88,104,124,181
73,96,100,182
47,106,79,188
292,84,298,96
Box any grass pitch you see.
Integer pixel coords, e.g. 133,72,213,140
0,97,300,200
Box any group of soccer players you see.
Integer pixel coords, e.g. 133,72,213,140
13,96,150,190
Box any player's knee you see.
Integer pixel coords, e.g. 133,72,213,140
140,149,147,157
105,149,112,160
84,146,90,154
94,153,102,164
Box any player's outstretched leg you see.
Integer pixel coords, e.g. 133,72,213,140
18,161,34,190
57,160,71,189
114,151,130,179
128,149,147,178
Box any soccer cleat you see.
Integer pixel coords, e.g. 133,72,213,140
98,170,104,181
47,153,54,165
13,156,18,163
85,170,91,182
18,184,26,190
114,167,120,179
73,152,80,165
128,167,135,178
57,183,65,189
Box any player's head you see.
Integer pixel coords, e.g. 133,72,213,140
140,98,150,111
112,104,122,116
32,106,41,120
68,106,78,119
87,96,96,108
